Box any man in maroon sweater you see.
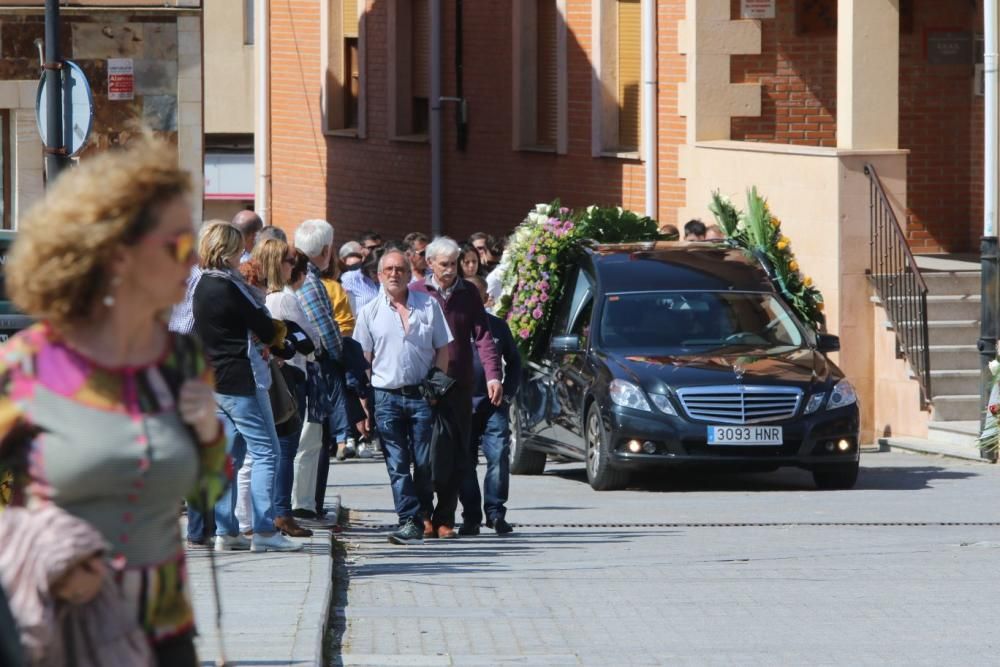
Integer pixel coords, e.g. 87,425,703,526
412,236,503,536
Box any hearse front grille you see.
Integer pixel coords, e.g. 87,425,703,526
675,386,802,425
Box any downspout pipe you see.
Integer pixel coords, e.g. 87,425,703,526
430,0,443,236
642,0,657,219
255,0,271,226
980,0,998,460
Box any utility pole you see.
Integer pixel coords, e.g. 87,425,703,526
44,0,68,182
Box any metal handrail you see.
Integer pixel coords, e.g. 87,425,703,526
865,163,932,404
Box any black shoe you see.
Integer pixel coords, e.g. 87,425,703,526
186,538,206,548
458,523,480,536
487,517,514,535
292,508,318,520
389,519,424,545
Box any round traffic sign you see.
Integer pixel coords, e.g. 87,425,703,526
35,60,94,158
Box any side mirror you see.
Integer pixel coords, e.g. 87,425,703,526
816,334,840,353
550,334,582,354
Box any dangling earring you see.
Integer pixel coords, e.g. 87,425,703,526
103,276,123,308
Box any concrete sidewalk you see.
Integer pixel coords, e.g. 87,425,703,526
184,494,340,666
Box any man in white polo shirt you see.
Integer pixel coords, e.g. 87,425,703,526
353,248,453,545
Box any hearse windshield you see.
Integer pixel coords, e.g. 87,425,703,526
598,291,805,353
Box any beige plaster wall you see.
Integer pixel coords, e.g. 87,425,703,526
177,15,204,224
679,140,912,444
872,300,930,439
0,80,44,227
204,0,254,134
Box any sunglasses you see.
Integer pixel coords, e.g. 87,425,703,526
145,231,196,263
382,266,407,275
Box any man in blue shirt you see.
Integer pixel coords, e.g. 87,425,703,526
458,276,521,535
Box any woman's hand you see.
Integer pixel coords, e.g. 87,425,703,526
179,379,221,444
52,554,105,606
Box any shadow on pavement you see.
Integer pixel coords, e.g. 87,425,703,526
543,460,979,492
326,540,349,667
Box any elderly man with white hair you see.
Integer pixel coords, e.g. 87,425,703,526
412,236,503,538
292,219,349,521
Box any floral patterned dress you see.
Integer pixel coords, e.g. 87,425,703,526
0,323,229,646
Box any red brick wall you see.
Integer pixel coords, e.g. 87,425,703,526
729,0,837,147
269,0,688,243
899,0,981,253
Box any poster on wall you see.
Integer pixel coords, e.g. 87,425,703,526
107,58,134,101
741,0,775,19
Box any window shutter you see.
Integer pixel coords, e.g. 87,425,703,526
412,0,430,99
536,0,558,148
617,0,641,151
343,0,358,39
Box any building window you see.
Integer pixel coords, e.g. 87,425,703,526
388,0,430,140
323,0,366,136
593,0,644,156
0,110,9,230
244,0,254,46
512,0,567,152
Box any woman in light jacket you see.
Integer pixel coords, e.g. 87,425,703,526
254,239,319,537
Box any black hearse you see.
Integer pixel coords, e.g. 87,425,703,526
510,243,861,491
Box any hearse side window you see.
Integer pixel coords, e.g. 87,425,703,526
552,269,594,335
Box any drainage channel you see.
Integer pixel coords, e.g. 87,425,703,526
349,521,1000,529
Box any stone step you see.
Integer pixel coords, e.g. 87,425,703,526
930,394,982,422
928,345,981,371
895,320,979,346
927,420,980,448
930,369,981,397
926,294,980,321
885,294,980,322
920,270,982,296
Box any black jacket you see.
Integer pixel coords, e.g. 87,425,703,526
421,368,459,485
193,274,277,395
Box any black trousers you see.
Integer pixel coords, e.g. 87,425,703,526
154,633,198,667
431,389,472,527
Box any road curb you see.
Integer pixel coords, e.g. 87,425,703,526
880,437,993,463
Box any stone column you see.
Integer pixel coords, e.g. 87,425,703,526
836,0,899,150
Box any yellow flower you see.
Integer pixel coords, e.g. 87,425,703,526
770,217,781,228
789,260,799,272
817,301,825,312
804,276,814,287
776,236,790,251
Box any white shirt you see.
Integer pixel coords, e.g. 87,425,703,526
354,287,453,389
266,287,320,374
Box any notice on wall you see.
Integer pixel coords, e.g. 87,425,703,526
927,31,973,66
107,58,134,101
741,0,775,19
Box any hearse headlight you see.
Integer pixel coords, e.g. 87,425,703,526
804,393,826,414
610,379,652,412
827,380,857,410
649,393,677,416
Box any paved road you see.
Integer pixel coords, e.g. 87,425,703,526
330,451,1000,666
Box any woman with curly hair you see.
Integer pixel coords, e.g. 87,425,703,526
0,137,229,666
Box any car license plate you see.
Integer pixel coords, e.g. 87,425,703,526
707,425,783,445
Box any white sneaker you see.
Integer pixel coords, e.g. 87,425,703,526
251,532,304,553
344,438,357,458
357,443,374,459
214,534,251,552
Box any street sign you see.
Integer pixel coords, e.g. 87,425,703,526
35,60,94,158
107,58,134,101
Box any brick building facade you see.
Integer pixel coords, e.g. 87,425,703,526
268,0,984,254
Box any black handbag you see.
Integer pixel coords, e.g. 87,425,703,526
268,358,298,425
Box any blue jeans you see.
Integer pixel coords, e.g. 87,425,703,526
214,390,280,535
460,403,511,525
187,418,236,541
373,389,434,523
275,378,307,518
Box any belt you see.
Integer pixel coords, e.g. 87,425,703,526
375,385,423,398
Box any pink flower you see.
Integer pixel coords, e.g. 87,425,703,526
537,255,547,264
539,293,549,302
519,329,531,339
532,308,544,318
539,281,550,290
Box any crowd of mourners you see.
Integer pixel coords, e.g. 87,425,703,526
172,210,521,550
0,139,522,666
